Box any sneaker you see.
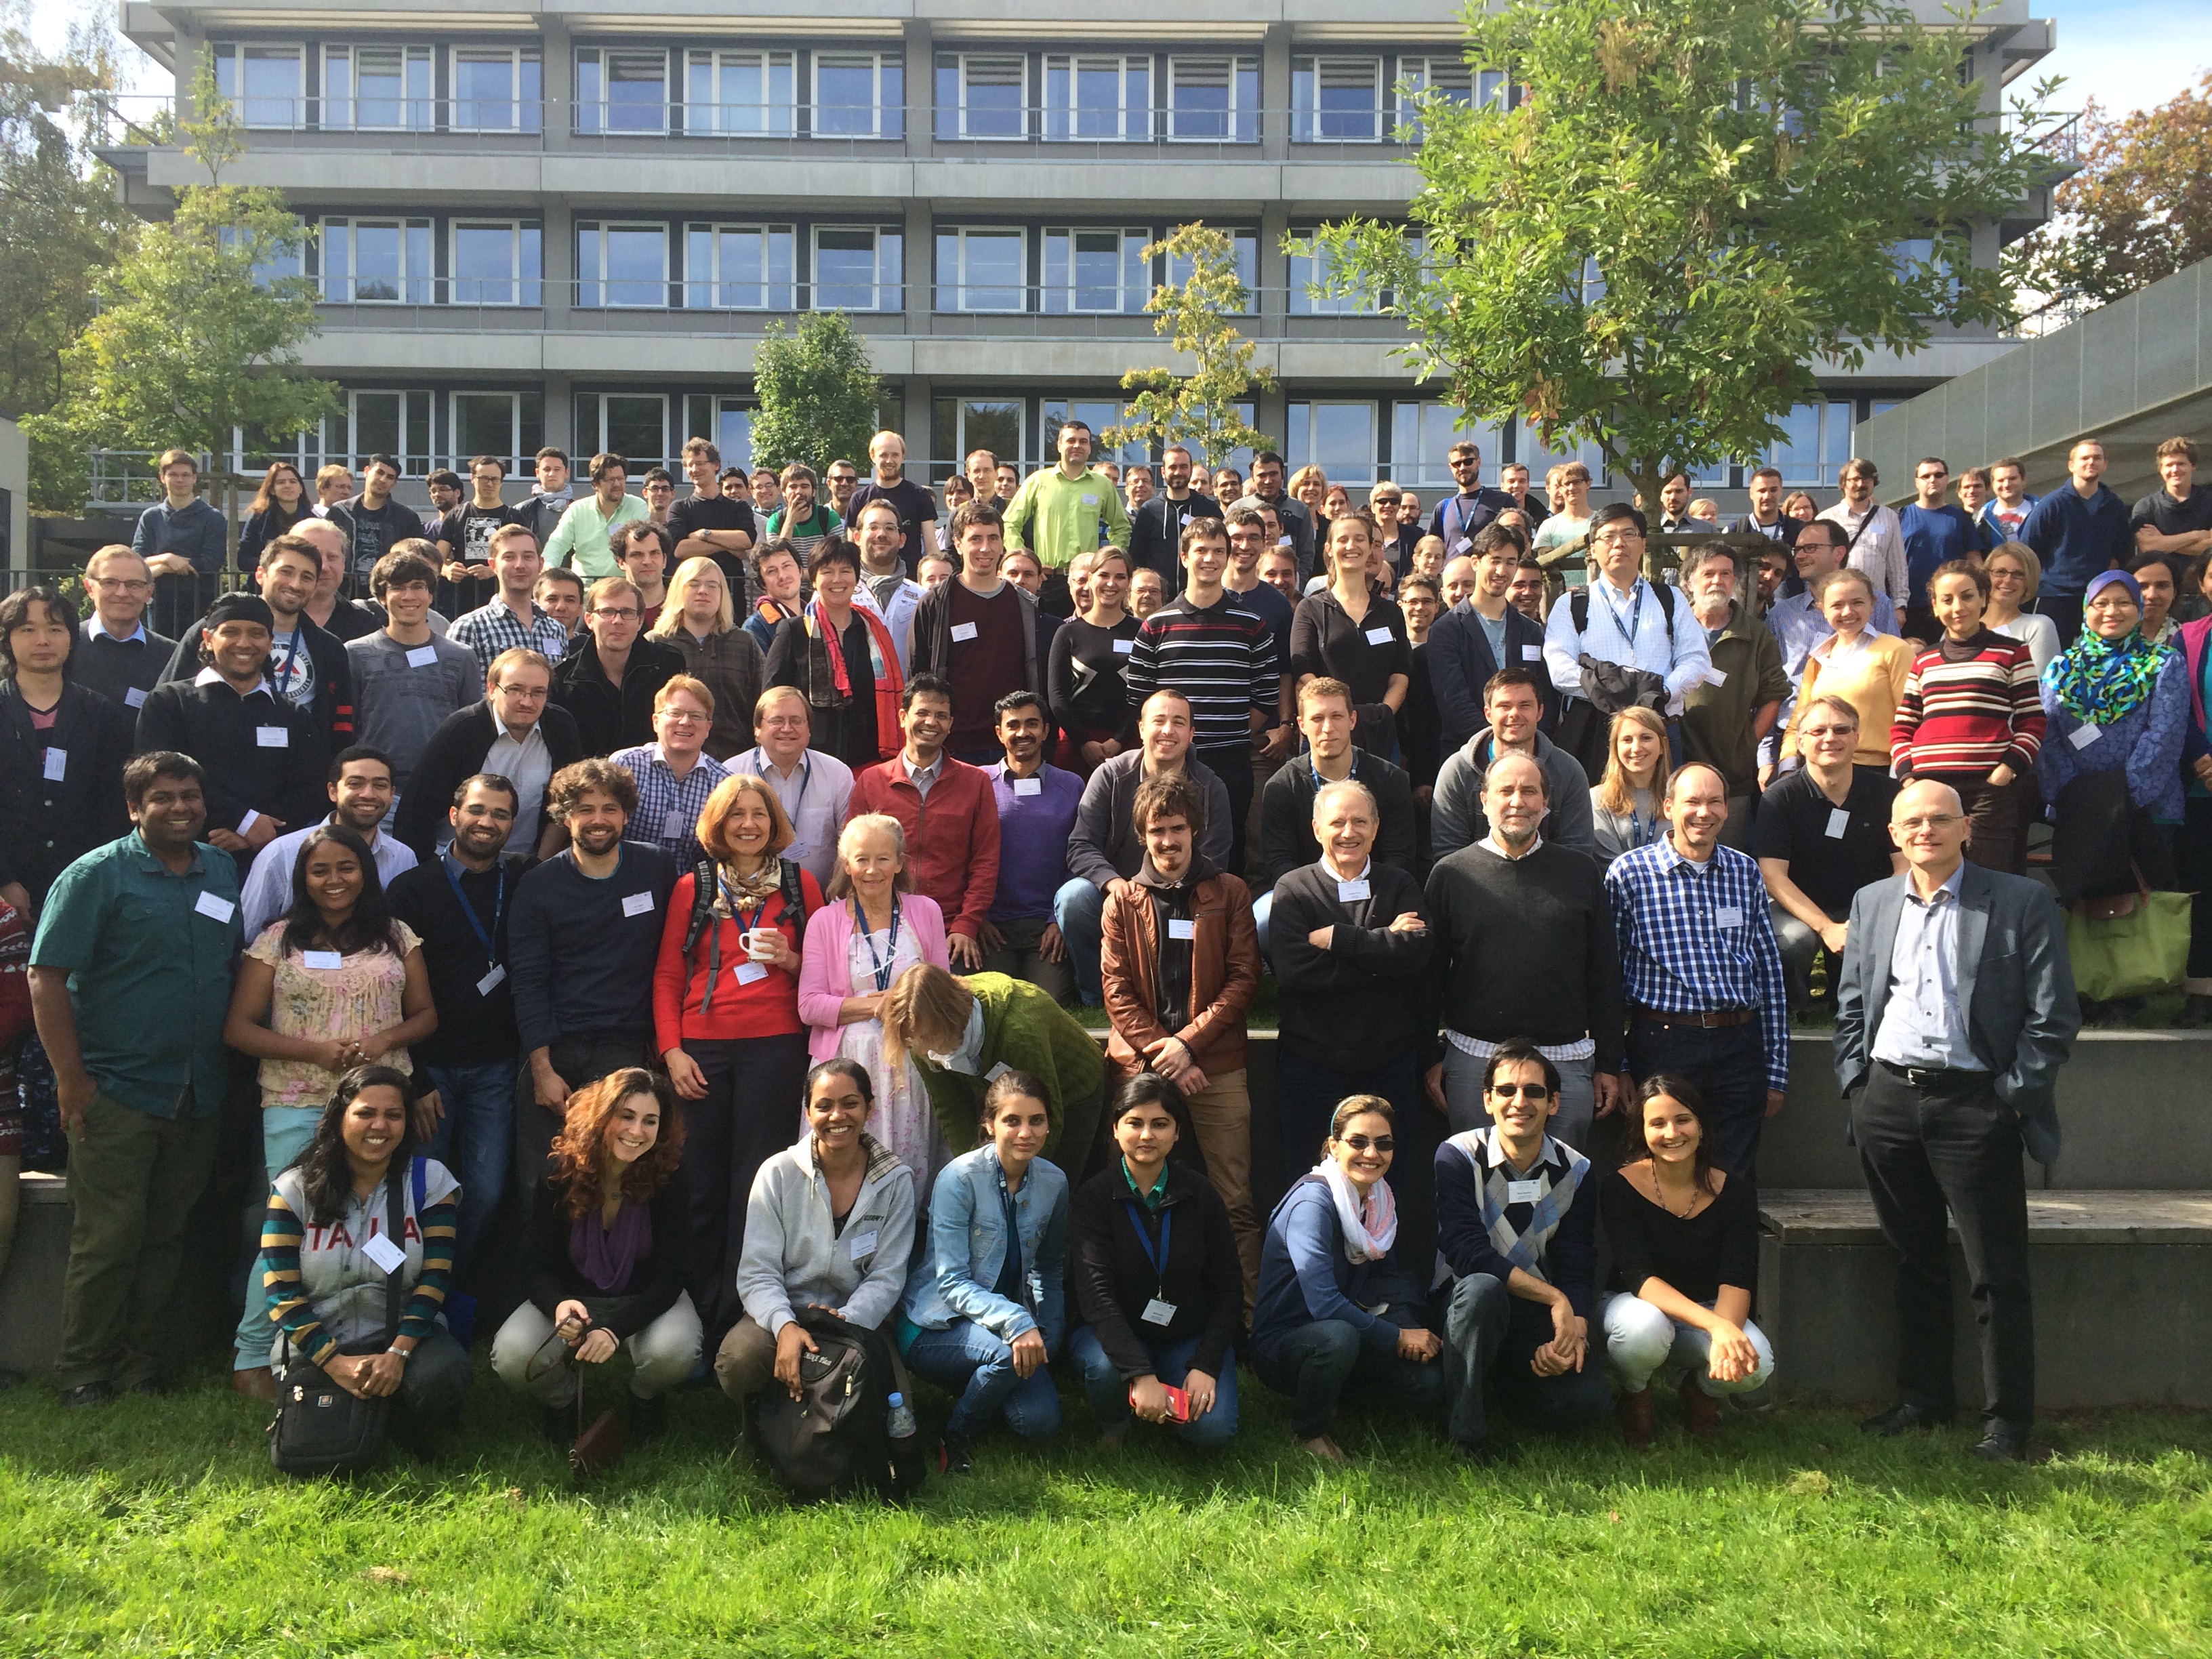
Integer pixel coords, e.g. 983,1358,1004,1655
937,1434,974,1475
61,1381,115,1409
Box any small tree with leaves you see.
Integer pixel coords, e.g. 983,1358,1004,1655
1103,222,1277,470
749,310,884,480
1304,0,2062,517
26,49,335,546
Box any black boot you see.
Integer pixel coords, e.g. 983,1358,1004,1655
627,1389,670,1443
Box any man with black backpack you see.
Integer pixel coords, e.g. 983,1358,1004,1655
1539,504,1712,784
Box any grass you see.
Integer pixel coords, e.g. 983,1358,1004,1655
3,1364,2209,1657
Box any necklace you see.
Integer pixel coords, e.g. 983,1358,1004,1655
1652,1170,1702,1218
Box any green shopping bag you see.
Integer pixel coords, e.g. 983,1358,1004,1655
2064,889,2193,1002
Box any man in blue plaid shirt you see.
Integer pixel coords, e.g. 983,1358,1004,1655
1604,762,1790,1176
610,676,729,867
449,526,571,674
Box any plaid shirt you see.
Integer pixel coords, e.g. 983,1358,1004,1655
1604,836,1791,1091
611,744,731,866
448,599,571,675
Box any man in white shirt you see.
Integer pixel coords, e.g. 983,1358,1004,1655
731,686,853,890
1816,458,1910,610
850,498,925,673
239,746,419,935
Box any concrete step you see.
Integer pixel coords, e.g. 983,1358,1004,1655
1757,1187,2212,1410
0,1174,66,1376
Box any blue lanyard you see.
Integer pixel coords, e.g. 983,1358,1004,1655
1310,752,1357,793
441,852,506,968
759,750,811,822
272,627,304,684
719,870,771,936
856,894,903,991
1122,1197,1171,1285
1605,580,1645,647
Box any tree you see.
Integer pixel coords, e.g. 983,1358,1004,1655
749,310,884,478
1305,0,2060,517
2005,73,2212,327
26,49,335,540
1103,222,1277,468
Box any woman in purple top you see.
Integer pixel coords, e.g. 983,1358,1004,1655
489,1068,700,1441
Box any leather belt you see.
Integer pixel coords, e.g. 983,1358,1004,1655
1877,1059,1991,1092
1632,1004,1754,1029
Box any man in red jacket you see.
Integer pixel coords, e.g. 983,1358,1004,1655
848,672,1002,969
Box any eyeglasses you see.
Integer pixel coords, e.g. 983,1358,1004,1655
659,708,707,724
1898,814,1963,831
592,607,640,621
1488,1083,1553,1099
1338,1134,1394,1152
89,576,152,592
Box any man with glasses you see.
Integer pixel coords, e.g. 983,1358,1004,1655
1835,778,2078,1462
1541,503,1711,783
550,575,683,757
1227,452,1315,583
544,453,648,583
395,648,583,861
1428,442,1516,561
823,459,862,522
433,454,525,620
1897,456,1983,642
1816,458,1910,614
72,547,176,714
157,533,358,755
610,675,729,865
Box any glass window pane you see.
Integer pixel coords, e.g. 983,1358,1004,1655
964,230,1023,310
353,224,401,302
455,51,516,129
817,228,884,310
608,51,666,132
352,392,402,461
604,396,666,466
964,399,1023,464
817,55,878,135
715,405,754,473
453,392,517,464
962,56,1025,138
1768,403,1820,487
242,46,302,128
605,226,665,306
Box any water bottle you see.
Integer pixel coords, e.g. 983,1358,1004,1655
886,1391,917,1441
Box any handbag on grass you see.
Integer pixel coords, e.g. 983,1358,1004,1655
2066,865,2193,1002
268,1162,412,1476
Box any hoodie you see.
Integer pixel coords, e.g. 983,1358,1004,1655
1431,726,1597,861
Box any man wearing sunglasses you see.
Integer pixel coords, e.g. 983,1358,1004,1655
1431,1039,1612,1460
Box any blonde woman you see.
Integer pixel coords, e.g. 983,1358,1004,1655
1983,541,2062,675
1289,465,1329,519
1590,705,1671,866
1780,567,1914,791
649,555,765,760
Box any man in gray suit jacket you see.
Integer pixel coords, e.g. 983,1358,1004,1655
1834,778,2078,1462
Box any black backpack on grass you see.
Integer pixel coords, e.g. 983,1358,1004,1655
754,1310,925,1504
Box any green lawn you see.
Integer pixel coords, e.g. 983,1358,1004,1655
4,1366,2207,1656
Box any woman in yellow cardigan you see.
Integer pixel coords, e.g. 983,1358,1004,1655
1780,566,1913,795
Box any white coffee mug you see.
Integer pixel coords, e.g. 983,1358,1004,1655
742,927,780,962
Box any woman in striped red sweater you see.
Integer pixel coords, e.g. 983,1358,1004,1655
1889,559,2047,874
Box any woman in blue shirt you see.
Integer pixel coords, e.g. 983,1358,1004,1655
900,1069,1068,1473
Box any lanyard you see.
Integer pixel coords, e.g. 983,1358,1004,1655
757,749,811,822
856,894,903,991
1310,752,1357,793
719,871,770,935
272,627,304,687
1122,1197,1171,1294
1604,580,1645,648
441,852,506,968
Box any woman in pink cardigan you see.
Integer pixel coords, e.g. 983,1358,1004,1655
798,812,953,1191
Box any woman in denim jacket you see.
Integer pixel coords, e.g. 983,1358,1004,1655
899,1069,1068,1473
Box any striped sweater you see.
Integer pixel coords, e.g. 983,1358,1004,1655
260,1159,459,1365
1124,591,1282,758
1890,632,2046,777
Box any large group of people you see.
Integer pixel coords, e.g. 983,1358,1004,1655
3,418,2203,1475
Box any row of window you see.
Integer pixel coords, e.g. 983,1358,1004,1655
210,41,1491,141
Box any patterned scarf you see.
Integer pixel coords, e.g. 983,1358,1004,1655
1314,1158,1398,1264
1452,1126,1589,1279
804,599,905,760
2045,625,2165,726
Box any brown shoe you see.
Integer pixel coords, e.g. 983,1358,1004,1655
1617,1385,1654,1450
1679,1372,1721,1437
231,1366,277,1404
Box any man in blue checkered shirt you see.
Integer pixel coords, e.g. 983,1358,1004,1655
449,526,571,674
610,676,729,867
1603,761,1790,1176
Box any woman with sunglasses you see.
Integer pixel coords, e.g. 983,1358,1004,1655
1251,1095,1441,1464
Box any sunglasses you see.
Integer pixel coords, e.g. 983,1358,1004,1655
1488,1083,1553,1099
1339,1134,1394,1152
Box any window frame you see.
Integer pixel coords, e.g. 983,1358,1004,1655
934,225,1028,313
813,49,903,139
1166,227,1258,315
447,390,546,476
211,43,306,129
1040,53,1151,142
1285,400,1380,487
321,43,434,133
319,216,435,306
575,220,672,310
684,47,798,136
1292,54,1386,143
811,224,905,312
682,221,798,310
449,44,544,133
935,52,1029,141
1164,54,1259,144
449,219,544,308
575,45,672,135
574,391,673,472
1041,226,1153,315
330,389,436,476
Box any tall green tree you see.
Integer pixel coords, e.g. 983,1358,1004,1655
1305,0,2060,515
749,310,884,479
1104,222,1277,468
2005,73,2212,327
27,49,335,539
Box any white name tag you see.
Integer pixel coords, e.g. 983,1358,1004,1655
1082,494,1099,506
949,621,979,642
1141,1296,1178,1327
1277,536,1294,549
405,644,439,668
848,1229,878,1261
1112,638,1135,655
255,726,289,748
476,963,508,996
1453,538,1472,554
124,686,148,708
1704,667,1729,687
1167,917,1197,941
1521,645,1542,661
302,949,344,970
2068,720,2102,750
1336,878,1371,902
985,1061,1012,1081
1364,626,1393,646
361,1232,408,1274
1506,1179,1543,1205
1012,776,1042,797
1179,513,1192,526
1826,807,1851,840
193,890,235,923
42,748,66,782
662,809,690,840
1716,905,1744,928
733,960,769,986
621,891,655,918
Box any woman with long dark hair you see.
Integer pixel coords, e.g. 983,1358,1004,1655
1599,1074,1773,1448
224,823,435,1397
239,460,313,571
259,1064,470,1443
490,1068,698,1441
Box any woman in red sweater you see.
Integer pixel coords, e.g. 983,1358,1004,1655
653,773,825,1340
1889,558,2047,874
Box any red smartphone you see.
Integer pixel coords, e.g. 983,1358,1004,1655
1132,1382,1192,1423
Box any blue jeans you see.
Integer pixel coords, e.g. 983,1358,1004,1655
1623,1018,1769,1179
1069,1325,1238,1448
233,1105,323,1369
1438,1272,1614,1448
904,1318,1064,1441
1052,877,1107,1006
1253,1306,1445,1439
422,1058,518,1281
1252,890,1275,966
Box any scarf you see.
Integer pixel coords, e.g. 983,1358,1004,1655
716,859,783,912
2046,626,2165,726
1314,1158,1397,1265
569,1200,651,1294
804,599,905,759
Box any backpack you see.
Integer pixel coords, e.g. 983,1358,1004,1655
1568,580,1675,638
754,1310,926,1504
677,856,809,1010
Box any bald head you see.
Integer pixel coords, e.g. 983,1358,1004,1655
1889,776,1972,879
1483,750,1548,849
1442,556,1479,607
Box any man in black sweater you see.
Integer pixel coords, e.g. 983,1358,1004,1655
1256,678,1416,960
157,533,357,754
133,592,328,878
393,649,584,863
1126,445,1221,588
549,575,682,756
71,546,178,715
506,758,676,1191
1422,752,1623,1153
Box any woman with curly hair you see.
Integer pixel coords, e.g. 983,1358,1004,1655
491,1068,699,1441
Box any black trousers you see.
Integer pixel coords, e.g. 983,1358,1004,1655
1205,745,1254,881
514,1031,655,1197
680,1031,812,1341
1852,1061,2034,1430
